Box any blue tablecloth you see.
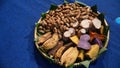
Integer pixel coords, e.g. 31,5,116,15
0,0,120,68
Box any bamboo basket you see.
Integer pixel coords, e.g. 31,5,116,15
34,2,110,68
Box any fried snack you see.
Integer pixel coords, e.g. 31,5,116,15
48,41,63,57
42,33,59,50
86,44,100,59
70,35,79,45
54,43,73,61
60,47,79,67
37,32,52,44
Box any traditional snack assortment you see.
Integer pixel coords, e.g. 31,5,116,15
35,2,109,68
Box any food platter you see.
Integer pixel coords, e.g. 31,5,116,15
34,1,109,68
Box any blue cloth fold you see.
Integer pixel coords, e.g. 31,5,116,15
0,0,120,68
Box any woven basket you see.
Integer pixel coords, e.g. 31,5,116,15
34,2,110,68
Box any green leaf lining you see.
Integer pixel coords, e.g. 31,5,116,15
91,5,97,13
75,1,86,7
97,13,105,24
80,60,91,68
35,22,40,27
41,13,46,20
68,65,74,68
98,47,107,55
50,4,58,10
103,25,109,35
64,0,69,4
34,38,38,42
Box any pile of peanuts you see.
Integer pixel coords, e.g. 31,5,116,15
38,3,99,39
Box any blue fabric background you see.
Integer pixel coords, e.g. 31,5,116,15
0,0,120,68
